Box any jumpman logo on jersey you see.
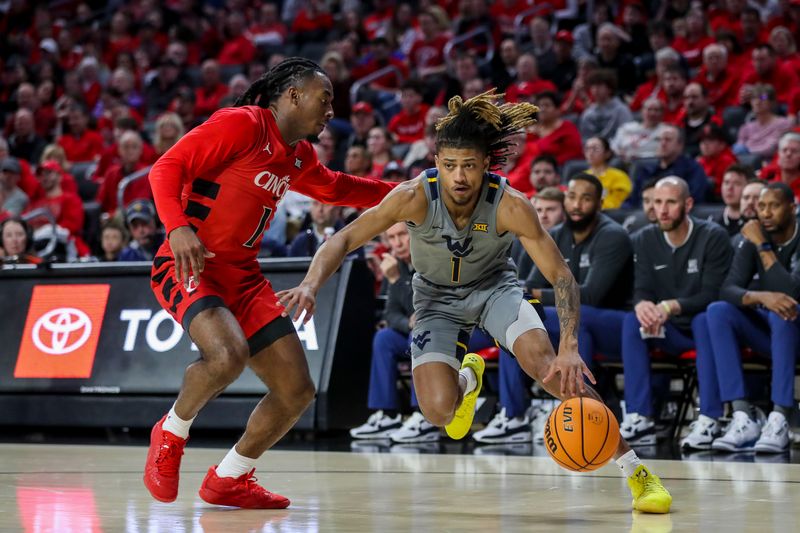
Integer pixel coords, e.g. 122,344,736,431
263,142,272,154
443,236,473,258
412,331,431,349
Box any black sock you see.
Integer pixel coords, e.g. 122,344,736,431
383,410,398,419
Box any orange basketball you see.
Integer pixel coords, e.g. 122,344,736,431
543,397,620,472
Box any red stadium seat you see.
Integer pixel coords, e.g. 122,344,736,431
476,346,500,361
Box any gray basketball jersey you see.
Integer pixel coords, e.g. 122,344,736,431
407,168,516,287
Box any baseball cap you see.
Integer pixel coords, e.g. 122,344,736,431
125,199,156,224
383,161,405,179
36,160,62,174
555,30,574,45
1,158,21,174
40,38,59,55
352,101,374,115
700,123,729,144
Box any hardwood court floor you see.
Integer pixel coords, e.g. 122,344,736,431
0,443,798,532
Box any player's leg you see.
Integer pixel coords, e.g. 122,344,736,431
479,282,670,513
175,308,251,418
412,361,462,428
198,318,305,509
145,257,248,503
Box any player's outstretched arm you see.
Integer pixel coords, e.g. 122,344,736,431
497,188,595,398
277,179,427,322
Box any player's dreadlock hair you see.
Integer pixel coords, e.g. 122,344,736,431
435,89,539,170
235,57,326,107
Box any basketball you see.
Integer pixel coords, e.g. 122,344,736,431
543,397,620,472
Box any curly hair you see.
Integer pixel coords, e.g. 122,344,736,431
435,89,539,170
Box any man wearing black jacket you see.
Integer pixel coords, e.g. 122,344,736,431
619,177,732,444
686,183,800,453
527,173,634,365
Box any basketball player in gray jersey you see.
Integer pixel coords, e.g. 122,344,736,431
278,91,672,513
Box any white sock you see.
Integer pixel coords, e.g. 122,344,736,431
215,446,258,479
615,449,643,478
459,367,477,395
162,404,195,439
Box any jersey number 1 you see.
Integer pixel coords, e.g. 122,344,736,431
450,256,462,283
243,206,273,248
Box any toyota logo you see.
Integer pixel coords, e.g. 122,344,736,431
32,308,92,355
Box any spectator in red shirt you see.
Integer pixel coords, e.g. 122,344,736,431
529,91,584,166
561,57,597,116
351,37,410,91
96,130,152,216
152,112,185,158
769,26,800,72
194,60,228,120
25,160,85,245
672,8,715,68
77,56,102,110
739,7,768,56
218,12,257,66
489,0,528,36
94,117,157,181
409,8,451,80
388,80,429,145
759,131,800,201
630,47,682,112
39,144,78,197
364,0,394,40
740,44,799,105
248,3,288,48
660,66,689,124
105,10,136,67
695,43,741,111
57,103,104,163
366,126,397,179
697,123,737,197
709,0,745,35
291,0,334,47
504,54,558,103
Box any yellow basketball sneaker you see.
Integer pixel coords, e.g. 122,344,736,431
628,465,672,514
445,353,485,440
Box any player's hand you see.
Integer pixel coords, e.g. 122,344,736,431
169,226,215,288
380,253,400,284
276,284,317,323
759,292,799,321
741,220,767,246
635,300,664,332
408,312,417,331
543,345,596,399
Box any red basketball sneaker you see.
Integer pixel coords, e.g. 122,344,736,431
198,466,290,509
143,415,187,503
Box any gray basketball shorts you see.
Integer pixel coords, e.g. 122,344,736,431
409,270,546,370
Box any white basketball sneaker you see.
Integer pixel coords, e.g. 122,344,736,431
391,412,440,443
620,413,657,445
680,414,722,451
473,408,532,443
754,411,790,453
349,410,402,439
712,411,762,452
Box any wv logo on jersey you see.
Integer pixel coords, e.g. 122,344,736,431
472,222,488,233
412,331,431,350
443,236,473,257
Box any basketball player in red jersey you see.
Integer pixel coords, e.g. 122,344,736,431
143,58,393,509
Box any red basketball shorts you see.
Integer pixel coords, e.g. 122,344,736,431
150,253,295,355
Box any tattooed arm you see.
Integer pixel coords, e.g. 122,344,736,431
498,188,593,397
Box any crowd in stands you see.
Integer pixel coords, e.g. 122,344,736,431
2,0,800,451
